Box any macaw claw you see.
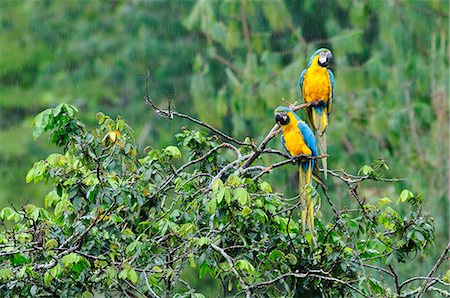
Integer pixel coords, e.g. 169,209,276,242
316,99,325,107
291,155,308,165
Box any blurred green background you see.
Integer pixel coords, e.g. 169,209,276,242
0,0,448,292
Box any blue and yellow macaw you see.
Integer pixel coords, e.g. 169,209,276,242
274,106,324,244
299,48,334,179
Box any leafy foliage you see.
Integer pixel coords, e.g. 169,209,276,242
0,105,445,297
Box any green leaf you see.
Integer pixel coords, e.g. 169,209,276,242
259,181,272,193
25,167,35,184
224,189,232,204
96,112,106,124
285,254,297,265
443,270,450,283
128,268,139,285
378,197,392,207
45,239,58,249
234,187,249,206
11,254,29,266
62,253,80,268
269,249,285,261
106,267,118,280
32,109,52,139
54,199,72,216
27,205,40,221
164,146,181,159
414,231,425,242
358,165,374,175
30,285,38,296
116,119,125,131
0,207,15,220
16,232,32,242
45,190,60,208
119,268,129,280
44,272,52,286
126,241,139,256
65,104,78,117
199,262,209,278
17,265,27,278
208,196,217,213
215,188,225,204
397,189,413,203
226,174,241,186
235,259,255,275
241,206,252,217
46,153,63,166
26,161,47,184
110,214,124,223
0,268,14,280
197,237,210,247
211,179,223,191
52,103,64,117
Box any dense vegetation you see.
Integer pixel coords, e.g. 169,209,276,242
0,103,446,297
0,0,448,296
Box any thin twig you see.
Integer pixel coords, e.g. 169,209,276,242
250,154,328,181
327,168,406,184
416,240,450,297
389,264,400,295
400,276,449,289
144,72,250,147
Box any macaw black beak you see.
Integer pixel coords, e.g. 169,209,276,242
275,113,289,125
326,51,333,63
275,114,283,124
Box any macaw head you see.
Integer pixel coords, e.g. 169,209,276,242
274,106,294,126
309,48,333,68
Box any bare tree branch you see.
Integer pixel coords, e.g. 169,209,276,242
416,240,450,297
389,263,400,295
144,72,251,148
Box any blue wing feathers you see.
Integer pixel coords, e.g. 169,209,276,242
299,69,306,96
328,69,334,100
298,121,317,171
298,122,318,157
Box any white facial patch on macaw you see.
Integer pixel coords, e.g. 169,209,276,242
319,53,327,65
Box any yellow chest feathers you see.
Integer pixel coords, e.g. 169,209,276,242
281,118,312,156
302,63,331,103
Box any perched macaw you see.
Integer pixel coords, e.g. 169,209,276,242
299,48,334,179
274,106,324,244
